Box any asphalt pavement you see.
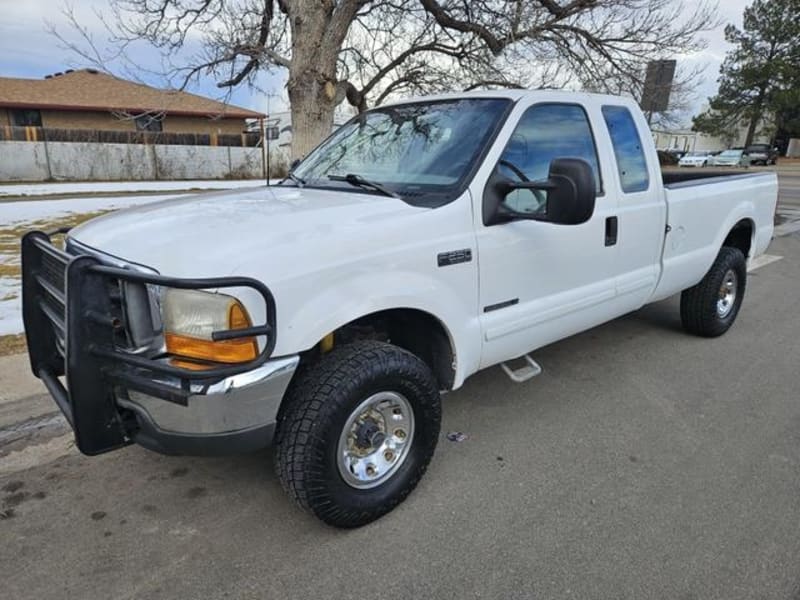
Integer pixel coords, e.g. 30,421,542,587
777,166,800,225
2,175,800,599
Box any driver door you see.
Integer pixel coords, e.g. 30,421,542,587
475,102,620,369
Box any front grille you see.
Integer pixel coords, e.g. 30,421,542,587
34,244,70,359
41,250,66,292
27,240,150,360
66,239,162,354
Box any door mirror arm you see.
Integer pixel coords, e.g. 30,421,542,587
497,180,557,195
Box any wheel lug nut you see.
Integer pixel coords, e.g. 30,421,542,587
384,450,395,461
394,428,406,439
366,464,377,477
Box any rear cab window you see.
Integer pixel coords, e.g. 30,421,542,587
601,106,650,193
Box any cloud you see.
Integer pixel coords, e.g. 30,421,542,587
684,0,751,110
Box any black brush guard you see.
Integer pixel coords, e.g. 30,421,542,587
21,231,277,455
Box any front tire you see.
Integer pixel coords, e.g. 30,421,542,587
274,341,441,528
680,246,747,337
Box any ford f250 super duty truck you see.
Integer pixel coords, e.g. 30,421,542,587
21,90,777,528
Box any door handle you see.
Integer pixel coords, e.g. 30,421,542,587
605,216,618,246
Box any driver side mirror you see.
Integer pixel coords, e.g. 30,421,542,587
484,158,596,226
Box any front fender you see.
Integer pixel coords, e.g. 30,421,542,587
274,269,481,389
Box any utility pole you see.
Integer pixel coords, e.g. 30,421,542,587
261,116,267,186
266,94,271,186
262,92,281,186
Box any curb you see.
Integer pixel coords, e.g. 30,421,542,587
0,353,42,405
0,353,55,432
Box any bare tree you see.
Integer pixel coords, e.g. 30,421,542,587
52,0,718,158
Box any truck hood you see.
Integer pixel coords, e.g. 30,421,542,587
68,185,428,279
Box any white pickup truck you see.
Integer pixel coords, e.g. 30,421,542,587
22,90,777,528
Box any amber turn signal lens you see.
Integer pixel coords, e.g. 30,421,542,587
168,357,215,371
165,333,257,364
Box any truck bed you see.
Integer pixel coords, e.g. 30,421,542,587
651,169,778,302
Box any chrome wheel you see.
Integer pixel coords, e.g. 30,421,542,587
337,391,415,489
716,269,738,318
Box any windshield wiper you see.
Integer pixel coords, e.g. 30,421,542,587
328,173,401,199
281,171,306,187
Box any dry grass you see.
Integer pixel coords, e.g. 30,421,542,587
0,263,18,278
0,333,26,357
0,209,111,280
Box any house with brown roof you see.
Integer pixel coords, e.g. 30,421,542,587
0,69,264,135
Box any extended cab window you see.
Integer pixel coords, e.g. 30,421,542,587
601,106,649,193
498,103,602,193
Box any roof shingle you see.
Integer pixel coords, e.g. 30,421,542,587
0,69,264,119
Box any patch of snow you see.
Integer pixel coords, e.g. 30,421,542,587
0,276,21,335
0,193,187,226
0,179,276,198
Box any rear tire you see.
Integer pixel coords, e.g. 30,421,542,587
680,246,747,337
274,341,441,528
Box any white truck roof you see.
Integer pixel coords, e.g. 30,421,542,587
383,88,640,108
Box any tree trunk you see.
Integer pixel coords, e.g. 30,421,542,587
287,68,337,160
286,1,345,160
745,86,767,147
744,111,759,148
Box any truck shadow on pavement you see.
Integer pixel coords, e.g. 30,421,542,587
620,296,684,334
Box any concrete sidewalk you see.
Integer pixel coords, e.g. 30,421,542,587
0,353,72,476
0,353,53,429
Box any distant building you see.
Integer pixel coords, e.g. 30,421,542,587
255,107,357,156
654,104,777,154
651,127,771,154
0,69,264,135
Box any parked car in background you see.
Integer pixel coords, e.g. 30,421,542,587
708,148,749,167
678,151,711,167
666,149,687,161
657,149,679,166
744,143,778,166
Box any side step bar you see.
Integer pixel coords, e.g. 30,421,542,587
500,354,542,383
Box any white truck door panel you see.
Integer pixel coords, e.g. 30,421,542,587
598,104,667,311
474,101,620,368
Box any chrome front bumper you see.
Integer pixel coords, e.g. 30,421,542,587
118,356,300,455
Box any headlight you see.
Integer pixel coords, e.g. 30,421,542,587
162,289,258,364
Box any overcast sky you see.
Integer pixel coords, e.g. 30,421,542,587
0,0,753,126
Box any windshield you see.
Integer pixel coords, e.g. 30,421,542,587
685,152,708,157
292,98,511,205
720,150,742,157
